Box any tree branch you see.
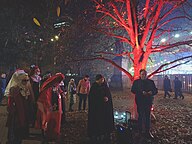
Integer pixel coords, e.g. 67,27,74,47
144,0,150,19
152,40,192,52
126,0,135,44
73,56,134,81
141,1,163,49
111,3,130,32
148,55,192,78
156,16,189,31
95,51,134,62
93,27,133,47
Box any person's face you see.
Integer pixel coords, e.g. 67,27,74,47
1,74,6,78
140,71,147,80
84,77,89,81
35,68,41,75
98,77,104,84
21,78,30,85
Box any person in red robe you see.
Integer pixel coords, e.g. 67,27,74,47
5,70,34,144
35,73,64,143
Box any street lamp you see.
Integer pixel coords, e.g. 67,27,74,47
174,34,180,38
161,38,166,43
55,35,59,41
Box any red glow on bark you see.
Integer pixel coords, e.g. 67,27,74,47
93,0,191,82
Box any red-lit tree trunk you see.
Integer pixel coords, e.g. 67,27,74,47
92,0,192,119
93,0,192,82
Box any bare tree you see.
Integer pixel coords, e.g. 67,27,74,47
92,0,192,81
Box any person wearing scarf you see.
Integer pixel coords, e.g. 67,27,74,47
5,70,34,144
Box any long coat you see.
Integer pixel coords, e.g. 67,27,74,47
36,86,62,140
88,82,114,137
6,86,32,140
163,78,171,91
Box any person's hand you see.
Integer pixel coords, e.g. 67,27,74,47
7,102,16,113
148,91,152,95
104,96,109,102
63,95,67,100
52,103,57,111
143,91,147,95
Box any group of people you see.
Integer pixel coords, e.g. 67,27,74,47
3,66,115,144
163,75,184,99
4,66,67,144
67,75,90,112
2,66,171,143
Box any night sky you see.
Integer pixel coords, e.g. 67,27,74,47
0,0,191,69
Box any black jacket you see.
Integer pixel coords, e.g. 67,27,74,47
131,78,158,106
163,78,171,91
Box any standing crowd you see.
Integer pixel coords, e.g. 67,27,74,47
0,66,185,144
1,65,114,144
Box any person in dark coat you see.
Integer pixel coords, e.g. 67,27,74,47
88,74,114,143
174,77,184,99
29,65,41,102
131,69,158,139
163,75,172,98
29,65,42,126
0,73,7,104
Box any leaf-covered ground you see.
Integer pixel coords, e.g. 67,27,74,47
60,90,192,144
1,90,191,144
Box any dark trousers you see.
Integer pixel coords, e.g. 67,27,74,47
175,89,184,98
69,93,74,111
164,90,171,98
61,96,66,123
7,126,29,144
78,93,87,111
137,105,151,133
7,128,22,144
0,92,3,103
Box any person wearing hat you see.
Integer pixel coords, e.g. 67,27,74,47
88,74,114,143
35,73,65,143
5,70,34,144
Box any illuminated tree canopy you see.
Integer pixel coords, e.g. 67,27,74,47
92,0,192,81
